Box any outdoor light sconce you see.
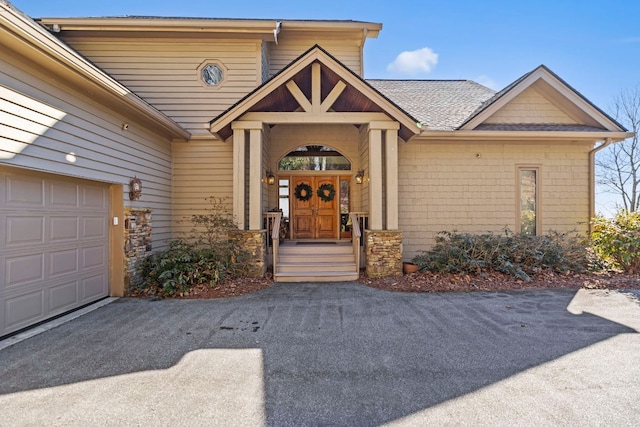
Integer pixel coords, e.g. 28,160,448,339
129,176,142,200
355,169,365,184
265,170,276,185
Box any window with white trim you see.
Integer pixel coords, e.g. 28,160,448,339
519,168,538,235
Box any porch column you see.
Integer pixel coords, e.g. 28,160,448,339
368,127,383,230
385,126,400,230
231,124,246,229
249,127,263,230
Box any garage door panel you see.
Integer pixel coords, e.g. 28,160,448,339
82,216,107,239
1,167,109,337
50,216,79,242
81,274,107,301
5,290,45,330
49,281,79,313
49,181,79,207
4,175,45,207
6,253,44,287
50,249,79,277
6,216,45,246
82,186,108,210
82,246,106,270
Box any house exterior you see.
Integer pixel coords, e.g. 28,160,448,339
0,1,632,336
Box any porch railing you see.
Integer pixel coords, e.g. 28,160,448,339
271,212,282,276
350,212,362,272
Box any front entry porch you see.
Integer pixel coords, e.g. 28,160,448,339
209,47,419,280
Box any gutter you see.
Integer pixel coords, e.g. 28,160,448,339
416,130,633,141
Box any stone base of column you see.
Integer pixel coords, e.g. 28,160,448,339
365,230,402,278
229,230,267,278
123,208,152,294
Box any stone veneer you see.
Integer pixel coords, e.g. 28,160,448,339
124,208,152,292
365,230,403,278
229,230,267,277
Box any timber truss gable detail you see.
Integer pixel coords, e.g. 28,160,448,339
209,45,420,141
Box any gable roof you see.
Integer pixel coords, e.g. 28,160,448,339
367,80,495,130
459,65,627,132
209,45,422,141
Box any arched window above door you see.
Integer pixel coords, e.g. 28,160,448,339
278,145,351,171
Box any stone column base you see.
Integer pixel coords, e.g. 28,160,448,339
365,230,402,278
123,208,152,294
229,230,267,278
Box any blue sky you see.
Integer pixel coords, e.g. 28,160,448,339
9,0,640,213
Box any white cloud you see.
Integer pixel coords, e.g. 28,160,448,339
387,47,438,75
475,75,499,90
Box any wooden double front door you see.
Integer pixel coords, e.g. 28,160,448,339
291,176,339,239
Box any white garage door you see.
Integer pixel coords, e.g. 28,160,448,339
0,167,110,338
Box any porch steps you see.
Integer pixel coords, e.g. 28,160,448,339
275,243,359,282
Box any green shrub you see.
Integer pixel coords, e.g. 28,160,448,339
137,197,248,296
412,229,589,282
591,211,640,274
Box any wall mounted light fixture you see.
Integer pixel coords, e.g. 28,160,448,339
355,169,365,184
129,176,142,200
266,170,276,185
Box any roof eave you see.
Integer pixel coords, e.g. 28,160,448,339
415,129,633,142
37,17,381,37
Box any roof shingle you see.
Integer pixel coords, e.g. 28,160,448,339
366,79,495,130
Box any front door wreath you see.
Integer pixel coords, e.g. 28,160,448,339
316,183,336,202
294,182,313,201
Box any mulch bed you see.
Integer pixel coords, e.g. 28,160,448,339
131,269,640,299
360,270,640,293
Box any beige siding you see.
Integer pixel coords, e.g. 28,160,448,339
1,55,174,248
61,37,262,137
268,37,362,77
485,86,577,124
171,139,233,236
399,141,591,260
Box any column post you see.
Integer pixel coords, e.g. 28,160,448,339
368,127,383,230
231,125,246,230
385,127,399,230
249,127,263,230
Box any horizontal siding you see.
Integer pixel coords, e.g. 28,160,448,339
61,37,262,137
399,141,592,261
0,55,174,249
486,86,577,124
358,126,369,213
268,37,362,77
172,140,234,237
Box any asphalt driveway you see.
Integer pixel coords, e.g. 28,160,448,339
1,283,639,426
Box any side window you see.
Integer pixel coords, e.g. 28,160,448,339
518,168,538,235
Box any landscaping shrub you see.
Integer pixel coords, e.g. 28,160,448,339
412,229,589,282
137,197,248,296
591,210,640,274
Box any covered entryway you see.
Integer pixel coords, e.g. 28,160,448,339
209,45,421,279
0,167,110,337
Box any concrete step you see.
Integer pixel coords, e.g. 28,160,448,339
278,261,356,273
278,244,352,255
275,271,359,282
278,254,354,264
